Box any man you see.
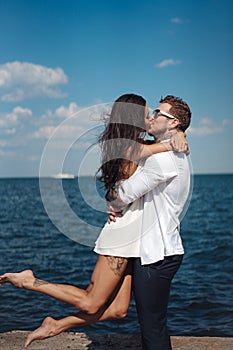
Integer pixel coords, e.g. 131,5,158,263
109,95,192,350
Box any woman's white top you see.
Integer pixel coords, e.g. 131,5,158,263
94,165,143,258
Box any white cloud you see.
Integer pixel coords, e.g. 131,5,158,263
0,149,15,156
27,155,40,161
1,101,107,175
12,106,32,118
0,106,32,130
170,17,183,23
37,102,107,132
0,61,68,102
155,59,181,68
0,140,19,156
170,17,183,24
32,124,84,139
0,101,102,142
0,140,7,147
187,118,225,136
37,103,83,126
32,126,57,139
170,17,190,24
199,118,212,126
54,102,81,118
188,125,222,136
3,128,16,135
222,118,233,127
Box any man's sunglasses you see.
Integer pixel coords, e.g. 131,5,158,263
151,109,176,120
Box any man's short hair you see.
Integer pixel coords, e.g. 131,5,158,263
160,95,191,132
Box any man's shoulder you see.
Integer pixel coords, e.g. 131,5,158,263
145,151,176,163
148,151,189,162
142,152,177,174
144,151,190,174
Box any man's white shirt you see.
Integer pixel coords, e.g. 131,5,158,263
117,151,191,265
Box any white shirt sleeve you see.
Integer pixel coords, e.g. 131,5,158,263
117,152,178,204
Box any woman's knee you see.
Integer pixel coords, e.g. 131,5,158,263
77,298,103,315
108,305,128,319
77,298,128,318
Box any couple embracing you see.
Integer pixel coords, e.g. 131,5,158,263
0,93,192,350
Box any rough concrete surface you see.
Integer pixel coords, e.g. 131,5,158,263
0,331,232,350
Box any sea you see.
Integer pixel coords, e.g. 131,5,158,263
0,174,232,337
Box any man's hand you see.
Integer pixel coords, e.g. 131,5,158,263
105,187,126,211
170,131,190,154
105,187,118,202
107,203,123,223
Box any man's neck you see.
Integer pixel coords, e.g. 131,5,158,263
154,130,175,143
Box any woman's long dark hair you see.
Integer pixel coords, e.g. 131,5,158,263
98,94,146,190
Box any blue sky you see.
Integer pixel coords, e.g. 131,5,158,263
0,0,232,177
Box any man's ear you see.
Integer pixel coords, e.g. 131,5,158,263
171,118,180,129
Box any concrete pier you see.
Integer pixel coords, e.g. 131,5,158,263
0,331,232,350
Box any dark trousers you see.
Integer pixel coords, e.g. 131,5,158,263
133,255,183,350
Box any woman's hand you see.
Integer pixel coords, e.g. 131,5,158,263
170,131,189,154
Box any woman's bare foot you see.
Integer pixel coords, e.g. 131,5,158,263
25,316,58,348
0,270,35,288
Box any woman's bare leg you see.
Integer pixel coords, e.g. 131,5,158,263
25,262,133,348
0,255,128,313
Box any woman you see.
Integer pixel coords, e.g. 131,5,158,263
0,94,188,347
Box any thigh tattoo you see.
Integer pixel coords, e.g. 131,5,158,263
106,256,127,276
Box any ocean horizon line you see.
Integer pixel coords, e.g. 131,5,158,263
0,172,233,179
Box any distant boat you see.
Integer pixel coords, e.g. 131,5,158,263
51,173,75,179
